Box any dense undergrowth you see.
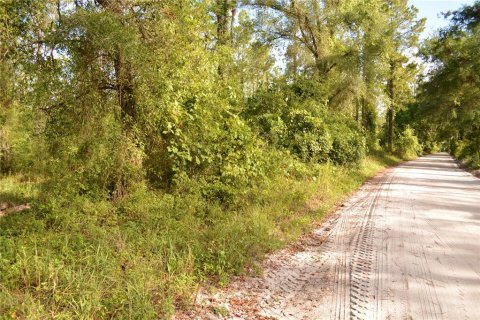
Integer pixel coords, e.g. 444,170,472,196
0,152,401,319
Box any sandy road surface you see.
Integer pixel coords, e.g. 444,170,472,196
185,153,480,319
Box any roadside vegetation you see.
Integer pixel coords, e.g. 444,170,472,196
0,0,435,318
0,153,400,319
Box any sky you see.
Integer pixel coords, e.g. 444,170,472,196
410,0,477,39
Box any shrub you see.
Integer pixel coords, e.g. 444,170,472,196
284,110,332,163
395,127,422,160
453,139,480,169
153,96,270,203
423,140,440,154
243,88,368,166
326,115,366,165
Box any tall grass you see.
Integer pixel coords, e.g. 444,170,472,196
0,152,401,319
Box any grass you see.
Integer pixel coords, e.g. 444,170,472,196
0,175,38,207
0,151,401,319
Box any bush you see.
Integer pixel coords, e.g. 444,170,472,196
395,127,422,160
151,96,271,204
40,110,145,201
423,140,440,154
284,110,332,162
326,115,366,165
244,88,368,166
453,139,480,169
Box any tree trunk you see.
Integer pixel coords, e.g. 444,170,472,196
216,0,230,77
355,99,359,122
387,107,394,152
216,0,229,45
387,60,395,152
113,51,136,127
97,0,136,127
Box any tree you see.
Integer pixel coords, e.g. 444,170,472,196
382,0,424,151
248,0,367,109
417,1,480,163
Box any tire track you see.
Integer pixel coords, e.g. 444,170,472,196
331,169,397,320
257,169,395,319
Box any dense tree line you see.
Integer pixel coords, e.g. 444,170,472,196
412,1,480,167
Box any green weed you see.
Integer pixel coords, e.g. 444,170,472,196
0,152,401,319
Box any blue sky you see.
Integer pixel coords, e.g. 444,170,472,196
410,0,477,38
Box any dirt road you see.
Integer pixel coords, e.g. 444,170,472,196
186,153,480,319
